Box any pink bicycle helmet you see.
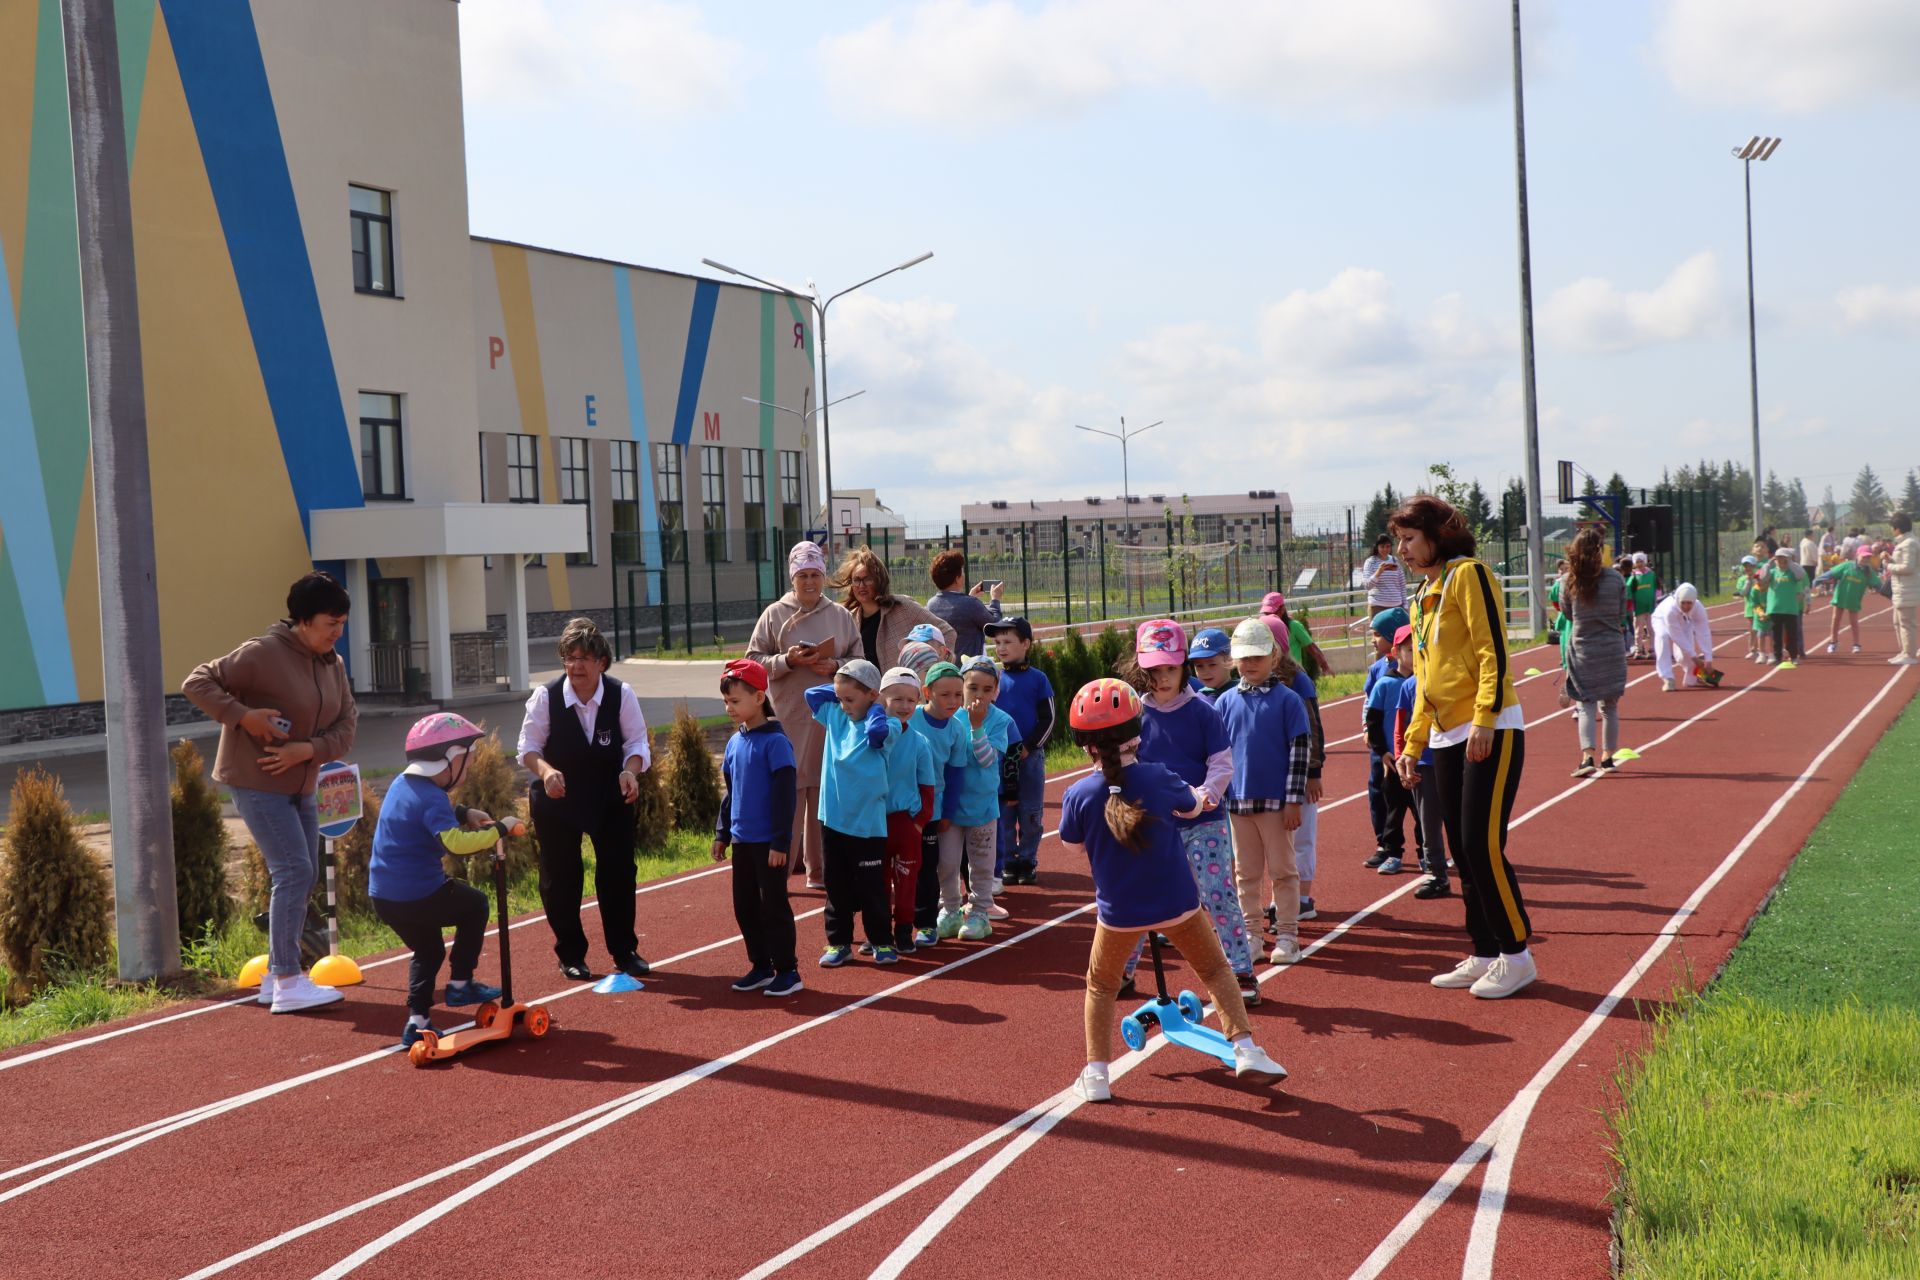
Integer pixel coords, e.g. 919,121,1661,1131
403,712,485,777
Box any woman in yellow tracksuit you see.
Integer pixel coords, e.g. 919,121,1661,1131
1391,496,1537,1000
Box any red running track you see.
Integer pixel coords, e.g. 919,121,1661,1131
5,606,1906,1279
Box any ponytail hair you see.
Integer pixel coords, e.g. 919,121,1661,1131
1073,717,1153,851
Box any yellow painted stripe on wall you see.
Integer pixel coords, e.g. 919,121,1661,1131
490,242,571,611
63,454,102,701
133,9,311,691
0,0,38,319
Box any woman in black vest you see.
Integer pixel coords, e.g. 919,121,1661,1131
516,618,653,981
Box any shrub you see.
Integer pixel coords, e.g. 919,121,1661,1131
448,732,539,883
661,704,721,834
327,787,378,919
169,739,233,943
631,751,673,852
238,840,271,916
0,769,114,1000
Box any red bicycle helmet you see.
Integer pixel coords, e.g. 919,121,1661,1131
1070,678,1142,732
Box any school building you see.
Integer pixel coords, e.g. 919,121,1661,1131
959,491,1293,556
0,0,816,734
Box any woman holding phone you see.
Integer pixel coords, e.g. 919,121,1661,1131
184,572,359,1013
747,541,861,886
926,549,1003,658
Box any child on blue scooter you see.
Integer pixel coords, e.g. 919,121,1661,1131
1056,678,1288,1102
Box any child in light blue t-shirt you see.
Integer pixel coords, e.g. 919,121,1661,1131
937,656,1014,942
803,659,898,967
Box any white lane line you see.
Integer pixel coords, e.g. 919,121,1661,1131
774,635,1792,1278
0,863,734,1075
300,904,1100,1280
0,906,825,1195
1450,661,1914,1280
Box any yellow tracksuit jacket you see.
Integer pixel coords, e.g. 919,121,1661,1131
1403,556,1520,758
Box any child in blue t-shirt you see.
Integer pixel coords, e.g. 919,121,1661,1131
986,617,1054,885
1391,627,1450,899
1364,620,1416,875
1361,607,1409,864
909,661,972,948
803,659,899,966
1188,628,1236,699
1059,677,1288,1103
1213,618,1312,966
710,659,801,997
370,713,522,1047
939,656,1014,942
879,667,937,957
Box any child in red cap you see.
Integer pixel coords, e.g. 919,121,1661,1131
711,659,803,997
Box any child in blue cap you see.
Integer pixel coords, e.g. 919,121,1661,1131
1189,627,1236,700
1362,607,1412,870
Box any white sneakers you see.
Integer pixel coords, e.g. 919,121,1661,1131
1890,655,1919,666
986,901,1010,921
1430,955,1494,988
1268,938,1302,965
256,972,276,1006
1232,1043,1288,1084
1076,1063,1112,1102
269,972,345,1014
1661,679,1676,692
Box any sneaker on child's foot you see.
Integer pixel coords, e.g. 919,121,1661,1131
1469,952,1537,1000
1268,938,1302,965
1431,955,1495,989
1116,975,1137,999
1363,849,1389,869
894,924,917,953
1413,877,1452,900
443,979,503,1007
818,945,852,968
856,942,875,956
270,973,345,1014
958,912,992,942
1852,644,1862,654
256,972,277,1007
1076,1063,1112,1102
986,901,1010,920
731,965,776,992
991,877,1005,896
1262,903,1277,934
872,946,900,966
913,926,939,948
1236,972,1262,1007
1297,897,1317,921
1232,1044,1288,1085
1825,642,1837,655
1377,856,1403,875
399,1019,441,1049
936,909,964,940
764,970,803,998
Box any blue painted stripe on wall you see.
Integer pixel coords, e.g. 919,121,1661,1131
614,268,659,604
0,228,77,703
668,279,719,447
159,0,362,540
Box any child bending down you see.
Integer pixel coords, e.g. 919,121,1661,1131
1059,678,1288,1103
370,713,522,1048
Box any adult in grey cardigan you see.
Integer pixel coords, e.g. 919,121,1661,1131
924,549,1003,657
1560,527,1630,777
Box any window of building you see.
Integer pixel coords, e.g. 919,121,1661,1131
349,185,394,296
557,437,592,567
742,448,767,562
655,443,687,563
505,432,543,566
778,449,803,539
701,445,729,563
611,439,641,563
358,392,404,500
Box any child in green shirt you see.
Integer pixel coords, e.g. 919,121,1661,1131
1626,551,1660,659
1822,546,1881,655
1736,555,1767,661
1763,547,1806,664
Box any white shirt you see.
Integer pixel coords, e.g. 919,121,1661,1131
1363,556,1406,607
516,675,651,770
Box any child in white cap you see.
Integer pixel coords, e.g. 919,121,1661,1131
803,658,900,965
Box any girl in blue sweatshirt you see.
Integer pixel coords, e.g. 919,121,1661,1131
938,655,1014,942
909,661,972,948
711,659,802,997
804,659,898,966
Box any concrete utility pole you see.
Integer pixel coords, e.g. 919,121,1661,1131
1510,0,1548,634
62,0,178,979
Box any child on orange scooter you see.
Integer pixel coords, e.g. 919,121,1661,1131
369,714,525,1049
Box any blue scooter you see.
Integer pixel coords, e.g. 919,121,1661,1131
1119,931,1235,1067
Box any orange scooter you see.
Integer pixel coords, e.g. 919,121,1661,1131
408,825,552,1066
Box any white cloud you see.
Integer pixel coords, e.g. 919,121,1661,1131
1539,252,1726,353
1257,269,1412,369
818,0,1513,130
459,1,746,119
1654,0,1920,112
1835,284,1920,334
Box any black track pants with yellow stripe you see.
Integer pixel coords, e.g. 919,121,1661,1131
1431,730,1531,957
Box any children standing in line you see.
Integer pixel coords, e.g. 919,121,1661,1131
369,714,517,1046
938,655,1013,942
1763,547,1807,664
1737,555,1767,661
877,667,936,956
1822,547,1880,655
986,617,1055,886
910,661,973,948
1059,678,1288,1103
1117,621,1260,1006
1189,628,1236,700
1214,618,1312,966
803,659,899,966
1626,552,1660,660
710,660,802,997
1364,637,1416,877
1391,627,1450,899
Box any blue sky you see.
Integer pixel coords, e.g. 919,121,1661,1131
458,0,1920,529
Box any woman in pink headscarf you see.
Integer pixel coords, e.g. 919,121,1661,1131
747,541,860,886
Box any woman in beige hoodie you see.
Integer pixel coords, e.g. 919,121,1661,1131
1888,512,1918,664
747,542,860,885
183,573,359,1013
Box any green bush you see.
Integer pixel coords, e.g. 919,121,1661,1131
631,749,673,852
0,768,114,1001
169,739,233,943
328,787,377,919
448,732,539,884
661,704,721,834
237,840,271,916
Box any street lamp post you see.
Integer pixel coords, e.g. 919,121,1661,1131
702,253,932,530
1510,0,1548,635
1733,135,1782,542
1074,417,1162,548
742,389,866,539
